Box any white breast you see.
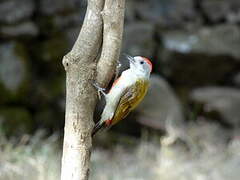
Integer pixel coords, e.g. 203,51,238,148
100,67,150,122
100,69,137,122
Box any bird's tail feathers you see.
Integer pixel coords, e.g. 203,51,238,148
92,121,105,137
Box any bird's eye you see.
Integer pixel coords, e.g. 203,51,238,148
140,61,144,64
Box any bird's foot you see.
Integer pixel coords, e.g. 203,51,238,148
116,60,122,69
114,60,122,81
92,82,106,99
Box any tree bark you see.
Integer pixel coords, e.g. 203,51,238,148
60,0,125,180
97,0,126,87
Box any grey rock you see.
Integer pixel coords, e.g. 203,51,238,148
233,72,240,86
136,75,193,147
190,87,240,126
39,0,83,15
136,0,199,26
53,13,83,30
0,21,39,38
201,0,240,23
0,42,27,92
135,0,162,24
227,10,240,24
136,74,184,131
125,0,137,22
0,0,35,24
161,25,240,59
158,51,236,88
120,22,156,72
122,22,155,65
201,0,231,22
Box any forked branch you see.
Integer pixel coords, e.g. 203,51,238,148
61,0,125,180
97,0,126,87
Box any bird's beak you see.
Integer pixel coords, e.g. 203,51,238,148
124,54,135,64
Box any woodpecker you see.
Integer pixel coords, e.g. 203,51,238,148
92,55,152,136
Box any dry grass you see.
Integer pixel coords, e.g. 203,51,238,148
0,131,61,180
1,130,240,180
90,141,159,180
158,140,240,180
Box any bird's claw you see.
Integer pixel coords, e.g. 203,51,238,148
116,60,122,69
92,82,106,99
114,60,122,81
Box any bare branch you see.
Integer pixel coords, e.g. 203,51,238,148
62,0,104,68
96,0,126,87
61,0,125,179
61,0,104,180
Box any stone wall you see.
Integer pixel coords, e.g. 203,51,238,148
0,0,240,138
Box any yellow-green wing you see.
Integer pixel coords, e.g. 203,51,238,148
111,79,149,125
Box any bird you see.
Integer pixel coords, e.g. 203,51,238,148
92,55,152,136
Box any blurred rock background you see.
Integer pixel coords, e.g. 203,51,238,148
1,0,240,179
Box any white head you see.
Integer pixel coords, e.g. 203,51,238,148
126,55,152,78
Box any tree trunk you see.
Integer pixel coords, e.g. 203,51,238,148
60,0,125,180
